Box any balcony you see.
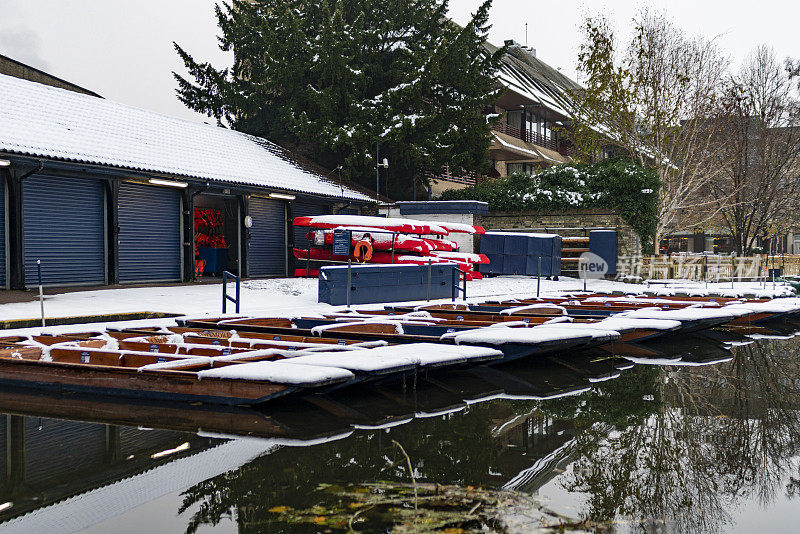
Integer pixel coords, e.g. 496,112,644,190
425,165,478,186
491,122,572,157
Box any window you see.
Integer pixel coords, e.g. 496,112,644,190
507,163,539,176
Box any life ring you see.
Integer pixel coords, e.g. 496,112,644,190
353,239,373,262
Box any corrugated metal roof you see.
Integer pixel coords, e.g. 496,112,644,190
0,73,372,202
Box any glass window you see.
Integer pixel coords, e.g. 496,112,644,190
506,110,523,129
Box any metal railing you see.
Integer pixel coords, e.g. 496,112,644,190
222,271,240,314
490,122,572,156
451,267,468,302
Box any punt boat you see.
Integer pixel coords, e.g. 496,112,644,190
0,340,352,405
0,334,502,405
180,316,621,364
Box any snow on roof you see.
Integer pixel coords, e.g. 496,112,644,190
0,73,372,202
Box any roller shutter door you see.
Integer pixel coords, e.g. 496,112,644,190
248,197,286,277
118,183,182,282
292,198,330,248
23,175,105,286
0,177,5,288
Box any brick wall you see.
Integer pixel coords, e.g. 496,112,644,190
474,209,642,256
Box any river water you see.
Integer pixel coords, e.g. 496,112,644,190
2,330,800,533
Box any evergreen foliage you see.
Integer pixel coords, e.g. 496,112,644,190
441,158,661,252
173,0,504,198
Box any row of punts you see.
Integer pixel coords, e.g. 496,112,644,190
0,292,799,406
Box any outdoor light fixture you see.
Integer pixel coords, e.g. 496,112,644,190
0,159,10,167
149,178,188,188
244,215,253,228
269,192,296,200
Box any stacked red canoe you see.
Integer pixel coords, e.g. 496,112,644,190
292,215,489,279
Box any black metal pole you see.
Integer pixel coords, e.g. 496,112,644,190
37,260,45,327
222,271,227,314
235,273,240,314
346,259,352,308
537,256,541,297
427,259,432,301
451,267,456,302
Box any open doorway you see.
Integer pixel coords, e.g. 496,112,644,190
193,195,241,278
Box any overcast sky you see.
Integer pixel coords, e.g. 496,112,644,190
0,0,796,123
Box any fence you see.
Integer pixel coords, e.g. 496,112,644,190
617,254,799,282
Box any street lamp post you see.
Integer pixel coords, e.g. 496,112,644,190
376,139,389,213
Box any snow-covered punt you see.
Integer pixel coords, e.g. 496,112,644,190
0,340,356,405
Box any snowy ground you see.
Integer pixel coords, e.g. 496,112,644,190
0,275,793,338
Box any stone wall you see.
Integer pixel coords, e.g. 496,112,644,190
474,209,642,256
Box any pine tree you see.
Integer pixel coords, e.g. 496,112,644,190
173,0,503,198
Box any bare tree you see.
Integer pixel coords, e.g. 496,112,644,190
706,46,800,254
569,10,729,251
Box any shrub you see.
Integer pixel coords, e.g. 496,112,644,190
441,158,660,252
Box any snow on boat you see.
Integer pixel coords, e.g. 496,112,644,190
311,227,432,254
293,215,449,235
616,306,752,331
440,324,620,356
0,343,355,405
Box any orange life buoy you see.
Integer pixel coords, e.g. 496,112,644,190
353,239,373,262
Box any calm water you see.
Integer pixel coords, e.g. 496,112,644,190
2,328,800,533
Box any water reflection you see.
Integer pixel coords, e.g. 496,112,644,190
1,330,800,532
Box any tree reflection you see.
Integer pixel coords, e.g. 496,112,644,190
178,405,503,533
560,337,800,532
175,336,800,533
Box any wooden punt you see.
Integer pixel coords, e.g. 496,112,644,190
0,344,353,406
181,317,615,364
404,301,750,331
353,309,678,343
481,295,796,324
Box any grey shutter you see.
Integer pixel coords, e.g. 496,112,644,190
23,175,105,286
118,183,182,282
0,176,5,288
248,197,286,277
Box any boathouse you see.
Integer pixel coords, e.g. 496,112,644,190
0,73,373,289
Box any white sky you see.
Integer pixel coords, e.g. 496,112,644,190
0,0,796,123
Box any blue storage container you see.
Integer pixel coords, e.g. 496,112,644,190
525,255,554,276
503,255,527,275
479,233,505,254
589,230,618,275
198,247,228,274
319,264,458,305
503,234,529,255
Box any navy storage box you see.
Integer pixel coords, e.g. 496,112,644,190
198,247,228,274
319,263,459,305
479,233,505,254
503,234,529,255
503,255,527,275
589,230,617,275
479,232,561,276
